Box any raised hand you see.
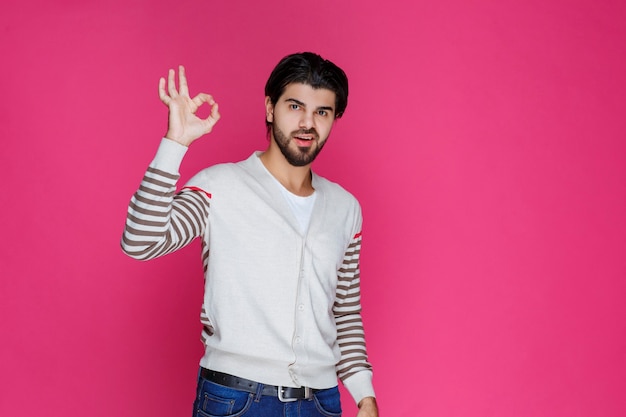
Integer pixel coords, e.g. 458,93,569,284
158,65,220,147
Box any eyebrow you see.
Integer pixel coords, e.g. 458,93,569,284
285,98,335,113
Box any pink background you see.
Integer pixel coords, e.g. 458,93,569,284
2,1,625,416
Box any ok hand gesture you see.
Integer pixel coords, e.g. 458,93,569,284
159,65,220,147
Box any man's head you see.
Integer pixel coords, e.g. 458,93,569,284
264,52,349,166
265,52,349,130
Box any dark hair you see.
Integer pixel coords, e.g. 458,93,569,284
264,52,349,129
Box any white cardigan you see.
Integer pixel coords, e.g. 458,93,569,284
122,139,375,404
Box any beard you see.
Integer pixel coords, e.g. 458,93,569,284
271,123,327,167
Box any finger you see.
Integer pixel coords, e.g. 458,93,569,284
192,93,215,108
193,94,220,124
178,65,189,96
203,103,220,130
158,77,170,104
200,103,220,133
167,68,178,97
209,102,221,123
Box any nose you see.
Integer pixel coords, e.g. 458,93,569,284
299,111,314,130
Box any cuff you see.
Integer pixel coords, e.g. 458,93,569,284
342,371,376,405
150,138,189,174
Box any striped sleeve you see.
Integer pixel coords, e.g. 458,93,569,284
121,165,210,260
334,232,375,403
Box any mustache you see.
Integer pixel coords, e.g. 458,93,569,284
292,128,318,138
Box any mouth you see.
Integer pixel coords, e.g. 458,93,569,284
292,131,317,148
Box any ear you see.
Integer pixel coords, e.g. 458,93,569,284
265,96,274,123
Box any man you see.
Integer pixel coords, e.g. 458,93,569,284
122,52,378,417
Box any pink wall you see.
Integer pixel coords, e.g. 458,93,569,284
2,1,625,416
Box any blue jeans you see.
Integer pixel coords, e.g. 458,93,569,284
192,371,342,417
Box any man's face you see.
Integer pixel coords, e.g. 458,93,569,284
266,83,337,167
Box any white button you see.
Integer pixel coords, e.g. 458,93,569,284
295,336,302,343
298,304,305,311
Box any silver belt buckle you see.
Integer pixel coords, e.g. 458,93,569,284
278,386,298,402
278,386,313,402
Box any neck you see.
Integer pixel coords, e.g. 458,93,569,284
259,139,314,197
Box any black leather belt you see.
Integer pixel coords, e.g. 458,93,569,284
200,368,318,402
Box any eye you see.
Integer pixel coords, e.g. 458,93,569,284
290,104,300,110
317,110,327,116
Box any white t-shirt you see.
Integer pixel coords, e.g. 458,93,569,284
276,182,317,234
